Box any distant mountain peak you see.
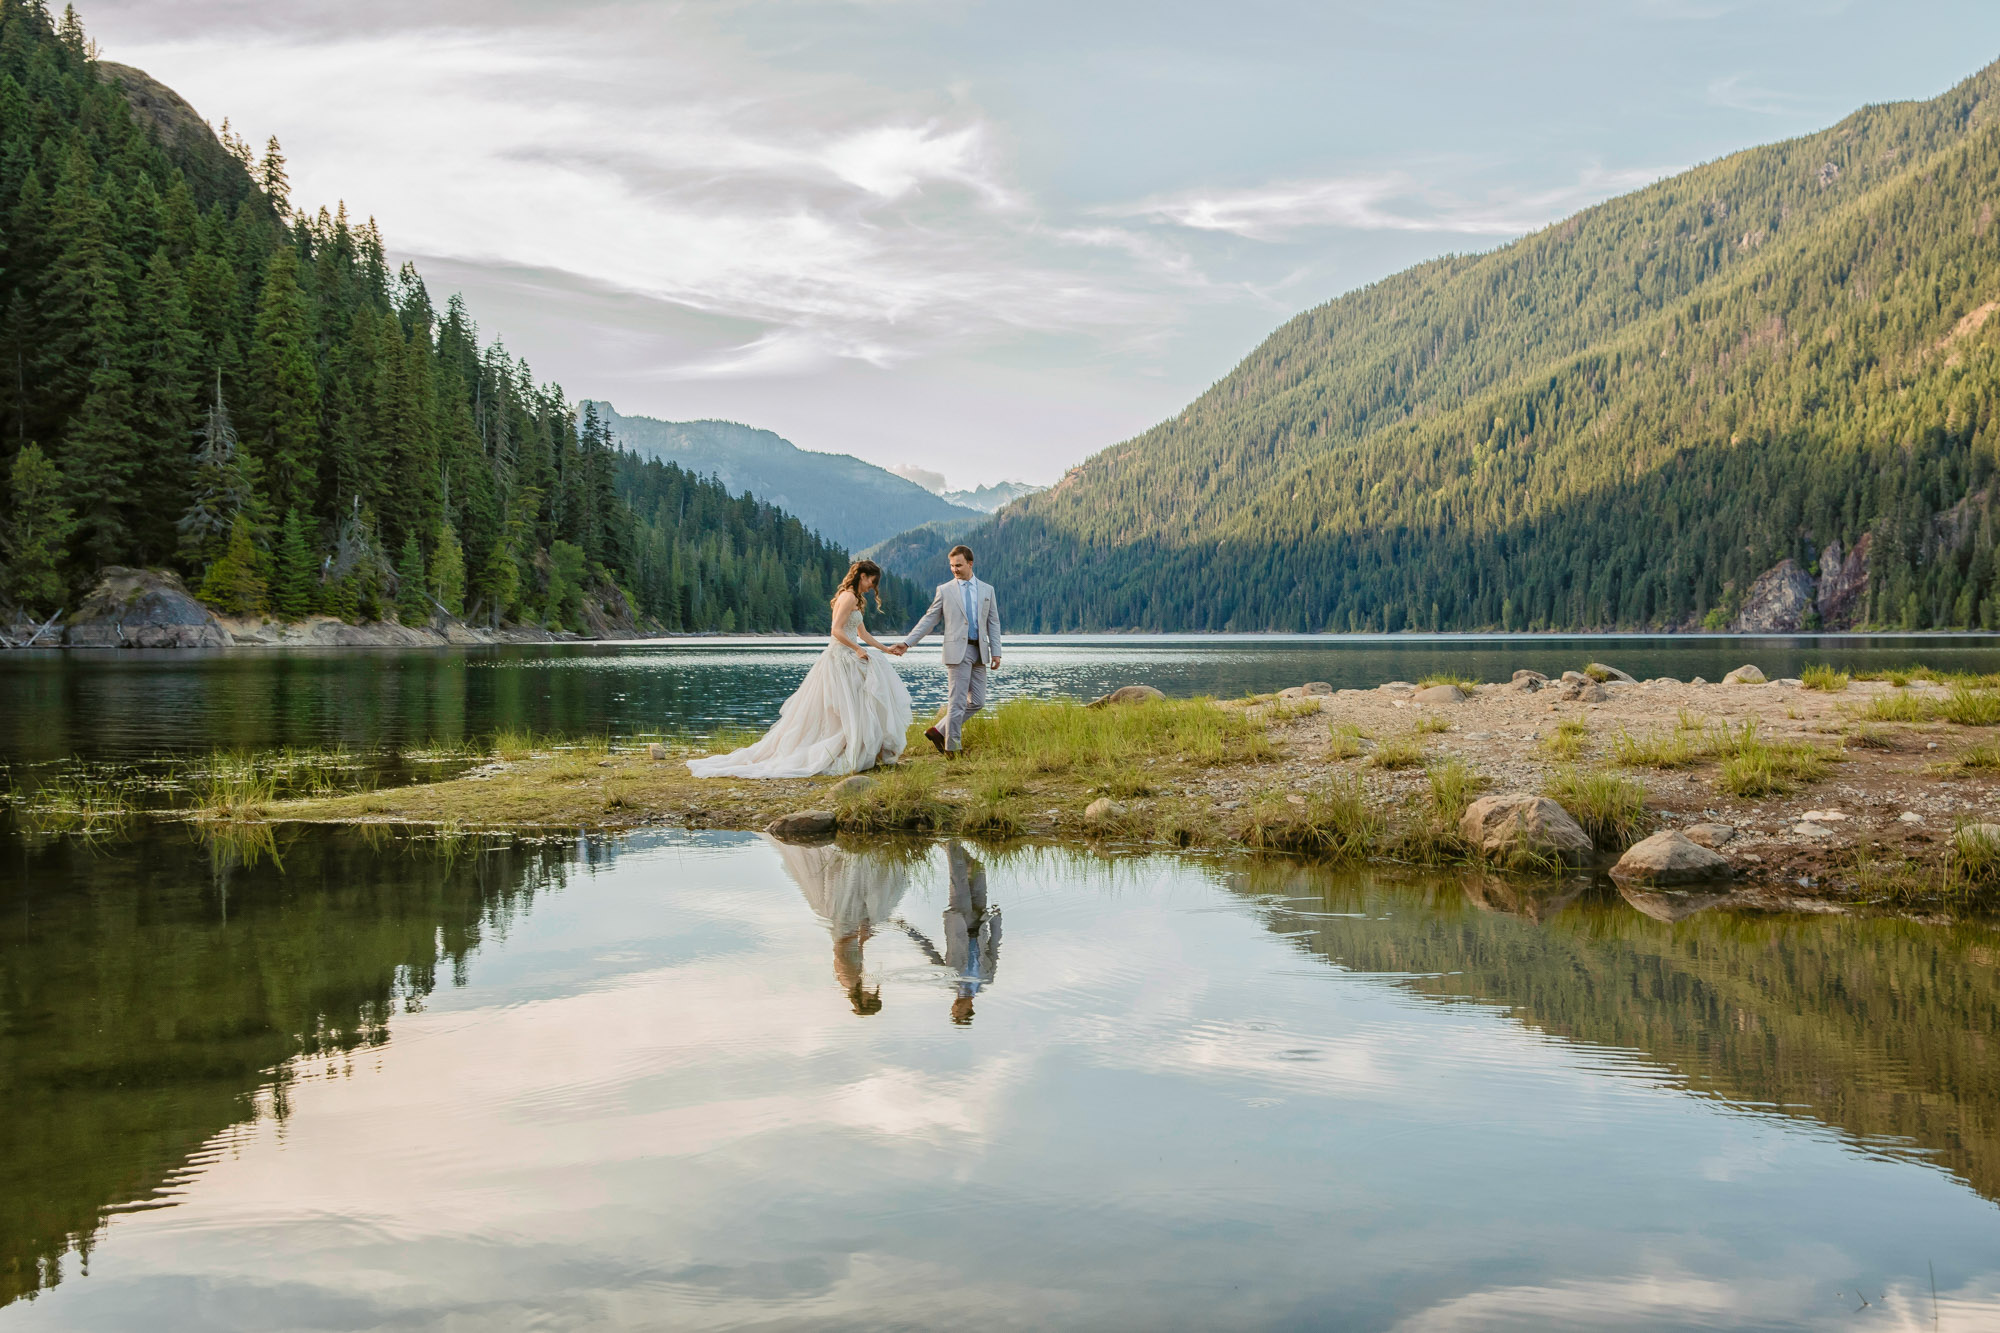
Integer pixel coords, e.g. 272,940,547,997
584,402,983,553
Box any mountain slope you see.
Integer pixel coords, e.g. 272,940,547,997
979,57,2000,632
587,402,980,552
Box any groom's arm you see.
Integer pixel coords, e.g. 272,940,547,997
984,588,1002,663
903,588,944,647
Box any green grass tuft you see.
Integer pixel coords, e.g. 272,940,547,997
1543,768,1648,850
1539,718,1591,762
1800,664,1850,692
1367,733,1428,770
1243,776,1383,861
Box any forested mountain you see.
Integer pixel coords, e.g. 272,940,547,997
975,56,2000,632
0,1,879,638
587,402,982,552
617,450,922,633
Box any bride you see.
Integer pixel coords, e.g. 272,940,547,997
687,559,914,779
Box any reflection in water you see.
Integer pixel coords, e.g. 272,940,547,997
766,835,910,1015
0,823,581,1309
5,828,2000,1326
897,842,1003,1025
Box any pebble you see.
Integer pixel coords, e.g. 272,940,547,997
1798,809,1848,822
1898,811,1925,824
1793,821,1833,838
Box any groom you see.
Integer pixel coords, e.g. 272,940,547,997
889,544,1002,756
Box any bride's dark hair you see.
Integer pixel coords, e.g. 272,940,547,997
834,559,884,612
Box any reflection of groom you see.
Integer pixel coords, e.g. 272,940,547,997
889,544,1002,756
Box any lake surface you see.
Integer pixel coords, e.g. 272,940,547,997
5,823,2000,1330
10,633,2000,764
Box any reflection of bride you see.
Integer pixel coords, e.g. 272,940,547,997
687,560,913,779
765,835,911,1015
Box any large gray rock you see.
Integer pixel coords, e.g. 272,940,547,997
1721,664,1767,685
1585,662,1636,684
1555,677,1607,702
65,567,230,648
766,810,838,840
1610,830,1733,885
1508,670,1546,693
1732,558,1816,633
1412,684,1466,704
1683,823,1737,848
1087,684,1167,708
1460,795,1595,862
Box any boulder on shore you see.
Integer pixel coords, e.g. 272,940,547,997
1683,823,1737,848
1279,681,1334,700
1088,684,1166,709
1508,669,1546,693
1609,830,1733,885
1555,677,1607,702
766,810,838,840
1412,683,1466,704
1084,797,1127,823
1459,795,1595,863
1722,664,1767,685
65,567,229,648
1585,662,1636,684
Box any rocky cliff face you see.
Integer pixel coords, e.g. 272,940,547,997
1731,559,1817,632
1815,535,1871,629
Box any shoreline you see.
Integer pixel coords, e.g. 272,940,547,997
253,670,2000,920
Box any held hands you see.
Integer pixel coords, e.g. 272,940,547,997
887,643,909,657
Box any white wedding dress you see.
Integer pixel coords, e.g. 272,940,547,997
687,608,914,778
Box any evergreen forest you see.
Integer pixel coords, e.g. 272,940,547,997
0,0,901,635
964,55,2000,632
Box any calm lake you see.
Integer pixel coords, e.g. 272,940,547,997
6,637,2000,1329
4,825,2000,1329
10,632,2000,763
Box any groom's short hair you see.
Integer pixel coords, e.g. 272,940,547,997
948,545,975,563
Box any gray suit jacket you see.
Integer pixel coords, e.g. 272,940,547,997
904,577,1002,666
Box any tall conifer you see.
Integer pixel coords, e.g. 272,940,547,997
247,245,320,517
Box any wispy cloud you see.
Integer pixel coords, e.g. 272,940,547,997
1706,72,1821,116
1112,165,1677,242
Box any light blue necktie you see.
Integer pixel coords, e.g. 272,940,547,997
960,580,978,642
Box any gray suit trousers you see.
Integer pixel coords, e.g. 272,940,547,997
942,657,988,751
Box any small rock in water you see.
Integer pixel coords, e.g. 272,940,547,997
1460,794,1594,862
1722,664,1767,685
766,810,838,841
1088,684,1166,709
1683,823,1737,848
1610,830,1733,885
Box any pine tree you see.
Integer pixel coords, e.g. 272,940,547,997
178,371,255,563
247,245,321,518
258,135,290,219
197,511,267,615
546,538,585,630
431,521,466,617
130,248,198,563
394,531,429,623
272,506,318,620
2,442,75,614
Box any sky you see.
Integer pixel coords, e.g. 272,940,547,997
78,0,2000,489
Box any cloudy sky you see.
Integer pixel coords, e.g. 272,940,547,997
81,0,2000,488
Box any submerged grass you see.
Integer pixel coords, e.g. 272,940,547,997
1242,775,1383,861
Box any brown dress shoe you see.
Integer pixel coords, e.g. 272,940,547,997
925,726,946,755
